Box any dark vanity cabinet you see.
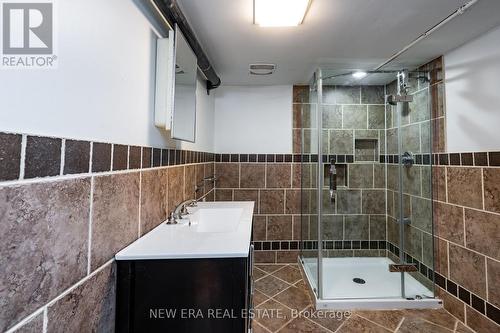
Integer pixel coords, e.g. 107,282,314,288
116,245,254,333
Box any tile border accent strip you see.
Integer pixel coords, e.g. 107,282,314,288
0,131,215,182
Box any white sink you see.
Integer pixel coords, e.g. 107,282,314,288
190,208,243,233
115,201,254,260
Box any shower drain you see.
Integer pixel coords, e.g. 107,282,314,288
353,278,366,284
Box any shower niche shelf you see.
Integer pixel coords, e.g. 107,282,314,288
354,139,379,162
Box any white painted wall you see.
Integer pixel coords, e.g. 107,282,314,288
214,85,292,153
444,24,500,152
0,0,214,151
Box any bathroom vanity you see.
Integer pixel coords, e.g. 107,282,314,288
115,202,255,333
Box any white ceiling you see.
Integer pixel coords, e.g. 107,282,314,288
178,0,500,85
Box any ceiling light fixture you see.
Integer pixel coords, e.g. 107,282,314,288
352,71,368,79
253,0,311,27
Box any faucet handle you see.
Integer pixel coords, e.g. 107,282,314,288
166,212,177,224
180,204,189,216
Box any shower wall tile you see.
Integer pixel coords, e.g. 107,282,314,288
369,215,386,240
368,105,385,129
348,164,373,188
343,105,367,129
344,215,369,240
0,178,90,332
361,86,385,104
361,190,386,214
410,197,432,233
329,130,353,154
410,88,430,123
337,189,361,214
336,86,360,104
322,105,342,128
402,166,421,196
404,225,422,260
0,132,22,181
401,123,421,153
322,85,336,104
322,215,343,239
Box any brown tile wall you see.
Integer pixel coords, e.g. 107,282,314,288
423,57,500,331
0,131,215,332
214,160,301,264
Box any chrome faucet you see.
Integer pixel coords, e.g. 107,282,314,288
166,199,197,224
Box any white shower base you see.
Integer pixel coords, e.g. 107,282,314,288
300,257,442,310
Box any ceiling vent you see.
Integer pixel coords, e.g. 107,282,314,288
249,63,276,76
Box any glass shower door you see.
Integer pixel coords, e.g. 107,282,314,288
400,72,435,299
299,73,319,296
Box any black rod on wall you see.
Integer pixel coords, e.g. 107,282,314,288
153,0,221,92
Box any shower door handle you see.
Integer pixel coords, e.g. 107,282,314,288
329,158,337,202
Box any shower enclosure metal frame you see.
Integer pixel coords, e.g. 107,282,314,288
300,68,442,310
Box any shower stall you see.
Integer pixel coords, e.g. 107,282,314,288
298,68,441,310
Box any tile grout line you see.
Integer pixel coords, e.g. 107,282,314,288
19,134,27,180
138,171,142,238
356,313,398,332
59,139,65,176
394,317,405,332
42,307,48,333
87,176,94,275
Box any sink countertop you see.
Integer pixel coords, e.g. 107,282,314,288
115,201,254,260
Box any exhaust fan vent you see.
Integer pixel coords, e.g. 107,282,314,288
249,63,276,76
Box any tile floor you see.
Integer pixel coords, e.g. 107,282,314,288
252,264,474,333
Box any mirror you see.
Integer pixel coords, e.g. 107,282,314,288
171,24,197,142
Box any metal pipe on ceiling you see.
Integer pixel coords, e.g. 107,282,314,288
375,0,480,70
134,0,221,92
